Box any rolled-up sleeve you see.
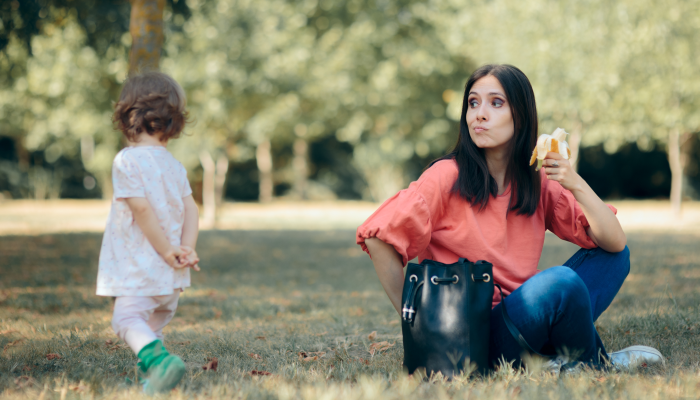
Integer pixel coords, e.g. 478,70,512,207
356,159,455,266
357,189,432,266
547,188,618,249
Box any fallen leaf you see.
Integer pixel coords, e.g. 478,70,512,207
313,331,328,336
203,357,218,371
249,353,262,360
251,370,272,376
46,353,62,360
389,320,400,326
359,358,370,365
302,356,319,362
175,341,191,346
255,336,266,341
105,339,114,346
369,341,395,355
205,329,213,334
368,331,377,341
22,365,31,371
0,329,19,335
118,372,127,377
597,377,607,383
641,362,648,368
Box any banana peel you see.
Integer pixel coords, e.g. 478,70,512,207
529,128,572,170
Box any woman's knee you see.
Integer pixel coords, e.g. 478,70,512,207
595,244,631,280
541,266,590,304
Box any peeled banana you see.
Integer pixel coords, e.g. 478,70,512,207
529,128,572,170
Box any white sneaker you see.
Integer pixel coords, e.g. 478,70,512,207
542,355,569,375
608,345,665,370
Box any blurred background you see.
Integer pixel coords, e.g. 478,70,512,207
1,0,699,224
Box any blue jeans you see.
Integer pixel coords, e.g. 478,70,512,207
488,245,630,367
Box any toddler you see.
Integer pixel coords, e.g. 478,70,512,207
97,71,200,394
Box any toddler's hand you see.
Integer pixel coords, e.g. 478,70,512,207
162,246,188,269
178,246,201,271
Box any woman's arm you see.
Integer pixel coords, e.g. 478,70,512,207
365,238,405,314
543,152,627,252
124,197,185,268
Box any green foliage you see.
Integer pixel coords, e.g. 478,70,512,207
1,0,699,200
163,0,473,200
439,0,700,152
0,9,125,198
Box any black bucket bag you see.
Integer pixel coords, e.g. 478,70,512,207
401,258,494,376
401,257,552,377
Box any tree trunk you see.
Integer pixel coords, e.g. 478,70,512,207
668,128,682,219
129,0,165,74
568,122,582,172
199,150,216,228
99,171,114,200
292,138,308,200
256,139,273,203
215,155,229,206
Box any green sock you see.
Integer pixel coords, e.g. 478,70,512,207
137,340,169,373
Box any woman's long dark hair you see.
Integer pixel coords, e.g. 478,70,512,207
431,64,540,216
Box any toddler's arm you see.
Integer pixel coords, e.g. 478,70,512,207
180,195,200,270
124,197,186,269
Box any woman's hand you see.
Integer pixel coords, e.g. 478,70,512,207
542,151,626,252
542,152,583,192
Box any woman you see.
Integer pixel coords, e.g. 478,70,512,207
356,64,663,371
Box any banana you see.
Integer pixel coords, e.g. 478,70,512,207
529,128,571,170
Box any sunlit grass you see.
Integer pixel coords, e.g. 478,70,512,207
1,230,700,398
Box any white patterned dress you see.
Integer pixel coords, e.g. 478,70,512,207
97,146,192,297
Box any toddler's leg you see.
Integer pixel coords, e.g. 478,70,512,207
112,296,160,354
147,290,180,341
112,294,186,394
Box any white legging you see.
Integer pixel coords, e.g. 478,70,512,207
112,290,180,354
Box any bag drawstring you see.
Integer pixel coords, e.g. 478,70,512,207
402,275,424,322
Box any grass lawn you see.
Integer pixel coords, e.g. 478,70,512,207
1,230,699,399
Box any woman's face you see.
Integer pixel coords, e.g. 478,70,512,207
465,75,514,152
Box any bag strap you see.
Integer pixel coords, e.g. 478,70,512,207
495,284,547,358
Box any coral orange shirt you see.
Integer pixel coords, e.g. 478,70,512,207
356,159,616,308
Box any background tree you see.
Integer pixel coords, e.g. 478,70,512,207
162,0,474,203
438,0,700,213
606,0,700,217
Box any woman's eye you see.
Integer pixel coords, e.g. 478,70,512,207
492,99,504,107
469,100,479,108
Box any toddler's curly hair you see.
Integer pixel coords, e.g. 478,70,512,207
113,72,189,142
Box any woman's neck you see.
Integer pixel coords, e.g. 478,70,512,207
484,147,509,195
129,132,167,148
